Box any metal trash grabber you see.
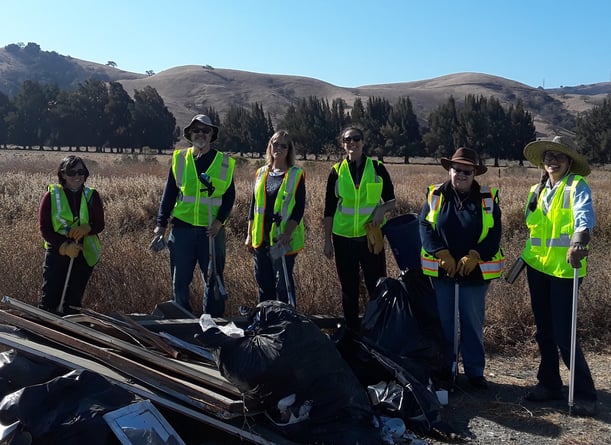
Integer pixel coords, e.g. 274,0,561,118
451,281,460,388
57,256,75,314
568,266,579,415
281,254,296,307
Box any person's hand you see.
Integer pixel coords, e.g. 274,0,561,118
59,241,82,258
567,230,590,269
149,226,166,252
365,222,384,254
277,231,292,247
68,224,91,241
457,250,481,276
207,220,223,238
324,239,334,259
435,249,457,277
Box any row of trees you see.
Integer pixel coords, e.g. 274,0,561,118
0,80,176,152
1,78,609,163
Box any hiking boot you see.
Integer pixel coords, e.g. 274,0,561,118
468,376,489,390
524,384,563,402
571,400,598,417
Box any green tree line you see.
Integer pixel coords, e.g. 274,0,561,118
1,78,609,163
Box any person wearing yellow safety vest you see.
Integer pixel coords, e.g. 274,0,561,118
521,136,598,417
419,148,503,390
152,114,236,317
245,131,305,305
323,127,396,332
38,156,105,315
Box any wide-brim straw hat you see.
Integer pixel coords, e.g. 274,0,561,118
523,136,591,176
184,114,219,143
440,147,488,176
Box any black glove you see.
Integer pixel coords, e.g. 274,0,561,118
567,230,590,268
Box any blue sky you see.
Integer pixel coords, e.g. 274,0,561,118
2,0,610,89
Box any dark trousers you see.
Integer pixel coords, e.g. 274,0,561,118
526,266,597,400
254,246,296,305
39,250,93,314
332,234,386,331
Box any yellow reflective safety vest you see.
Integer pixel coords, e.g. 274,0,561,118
170,148,235,226
421,184,504,279
250,165,305,254
46,184,101,267
332,157,385,238
521,174,587,278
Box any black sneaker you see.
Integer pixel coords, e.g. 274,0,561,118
571,400,598,417
524,384,563,402
468,376,489,390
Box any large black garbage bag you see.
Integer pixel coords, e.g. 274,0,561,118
361,271,445,382
0,368,139,445
0,348,66,398
196,300,383,445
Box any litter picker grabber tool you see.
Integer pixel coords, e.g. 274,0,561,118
451,281,460,387
281,254,296,307
200,173,227,306
58,256,75,314
568,267,579,415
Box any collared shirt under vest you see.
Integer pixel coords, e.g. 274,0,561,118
171,147,235,226
420,183,504,280
332,157,385,238
46,184,101,267
521,174,588,278
251,165,305,254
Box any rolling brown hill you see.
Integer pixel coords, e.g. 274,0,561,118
2,44,610,137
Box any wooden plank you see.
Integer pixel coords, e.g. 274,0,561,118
0,331,291,445
0,310,242,416
1,297,239,397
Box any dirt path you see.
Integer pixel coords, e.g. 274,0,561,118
426,351,611,444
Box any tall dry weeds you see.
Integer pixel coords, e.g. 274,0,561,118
1,150,609,352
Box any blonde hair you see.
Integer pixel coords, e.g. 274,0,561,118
265,130,295,167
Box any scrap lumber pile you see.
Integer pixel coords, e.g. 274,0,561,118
0,296,299,445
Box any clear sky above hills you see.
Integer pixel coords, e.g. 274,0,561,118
2,0,610,89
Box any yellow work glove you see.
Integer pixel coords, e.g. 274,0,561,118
59,241,82,258
365,222,384,255
68,224,91,241
435,249,457,277
457,249,481,276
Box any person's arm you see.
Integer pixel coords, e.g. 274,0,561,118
573,180,596,232
88,190,105,235
156,168,178,229
323,168,338,259
39,192,65,249
476,189,502,260
372,162,396,225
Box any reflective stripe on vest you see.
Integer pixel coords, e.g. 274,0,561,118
171,148,235,226
421,184,504,279
521,175,586,278
46,184,101,267
251,166,305,253
332,158,384,237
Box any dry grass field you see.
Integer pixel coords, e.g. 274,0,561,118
0,148,610,354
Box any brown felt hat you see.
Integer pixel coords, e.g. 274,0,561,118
184,114,219,143
440,147,487,176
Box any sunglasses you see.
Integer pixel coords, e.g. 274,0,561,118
342,135,363,143
65,169,86,177
543,151,569,163
190,127,212,134
452,167,475,176
272,142,289,150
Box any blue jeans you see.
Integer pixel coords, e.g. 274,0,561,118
526,266,596,400
168,225,226,316
432,278,489,378
254,246,296,305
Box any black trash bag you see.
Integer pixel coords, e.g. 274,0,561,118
0,349,66,398
336,331,458,440
196,300,383,445
361,271,445,383
0,368,139,445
